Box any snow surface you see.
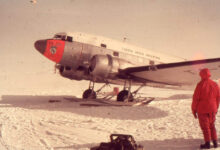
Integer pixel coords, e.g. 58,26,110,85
0,78,220,150
0,60,220,150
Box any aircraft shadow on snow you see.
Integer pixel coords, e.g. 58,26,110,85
0,95,170,120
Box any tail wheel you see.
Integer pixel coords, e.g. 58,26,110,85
117,90,133,102
82,89,97,99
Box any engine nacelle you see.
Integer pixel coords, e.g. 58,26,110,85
89,55,134,79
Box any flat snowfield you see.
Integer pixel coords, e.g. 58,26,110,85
0,88,219,150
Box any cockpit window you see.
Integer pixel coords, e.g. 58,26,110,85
54,34,66,40
54,35,61,38
53,34,73,42
61,36,66,41
67,36,73,42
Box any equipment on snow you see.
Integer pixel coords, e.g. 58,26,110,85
90,134,143,150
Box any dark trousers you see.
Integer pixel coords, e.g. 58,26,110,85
198,113,217,142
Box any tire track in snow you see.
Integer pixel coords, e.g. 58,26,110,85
39,139,51,150
0,124,10,150
30,119,52,150
40,121,74,145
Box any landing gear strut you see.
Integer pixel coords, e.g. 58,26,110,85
117,80,133,102
82,81,96,99
82,81,109,99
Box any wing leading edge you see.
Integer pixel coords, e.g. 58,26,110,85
120,58,220,87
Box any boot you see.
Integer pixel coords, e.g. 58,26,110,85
200,142,210,149
213,140,218,148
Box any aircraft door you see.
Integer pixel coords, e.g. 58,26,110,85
80,44,92,67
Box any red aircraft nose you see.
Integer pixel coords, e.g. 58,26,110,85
34,39,65,63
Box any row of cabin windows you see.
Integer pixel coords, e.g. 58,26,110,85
54,35,155,65
100,43,154,65
112,51,154,65
100,43,118,57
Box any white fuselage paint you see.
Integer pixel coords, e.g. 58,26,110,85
63,32,185,65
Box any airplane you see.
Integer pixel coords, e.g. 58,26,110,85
34,32,220,102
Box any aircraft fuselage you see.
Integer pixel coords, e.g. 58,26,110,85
34,32,184,85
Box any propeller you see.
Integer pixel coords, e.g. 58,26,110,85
54,64,64,74
54,63,60,74
54,63,57,74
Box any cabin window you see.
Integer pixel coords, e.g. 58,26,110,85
67,36,73,42
113,51,119,57
101,43,107,48
149,60,155,65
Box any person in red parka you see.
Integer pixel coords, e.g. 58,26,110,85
192,68,220,149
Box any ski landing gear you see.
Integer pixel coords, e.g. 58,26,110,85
82,80,151,105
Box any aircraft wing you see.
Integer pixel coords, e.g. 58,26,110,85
120,58,220,86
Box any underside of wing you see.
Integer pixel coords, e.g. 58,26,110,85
119,58,220,87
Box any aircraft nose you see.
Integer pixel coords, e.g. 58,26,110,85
34,40,47,54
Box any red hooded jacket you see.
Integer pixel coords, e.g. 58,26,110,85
192,68,220,114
